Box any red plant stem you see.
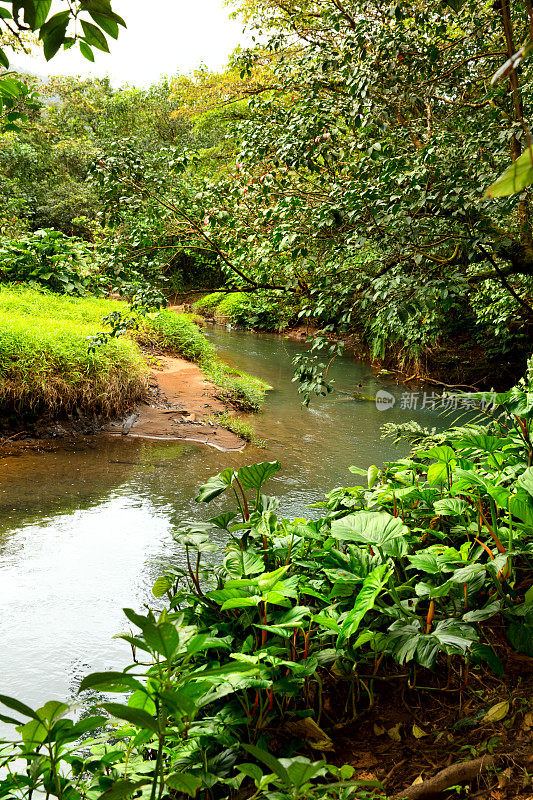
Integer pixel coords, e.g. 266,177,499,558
251,691,259,719
235,477,249,521
425,600,435,633
261,602,267,646
474,536,495,560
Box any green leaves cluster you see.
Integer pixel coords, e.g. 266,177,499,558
0,372,532,798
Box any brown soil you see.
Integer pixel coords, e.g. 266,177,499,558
272,658,533,800
104,355,245,452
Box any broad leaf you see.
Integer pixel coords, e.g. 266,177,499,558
338,565,392,645
237,460,281,490
101,702,159,733
485,146,533,197
195,468,235,502
331,511,409,557
97,779,151,800
166,773,202,797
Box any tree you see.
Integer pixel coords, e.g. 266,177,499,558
146,0,533,385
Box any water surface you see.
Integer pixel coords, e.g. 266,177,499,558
0,328,446,707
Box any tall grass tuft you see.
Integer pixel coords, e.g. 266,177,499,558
0,285,147,416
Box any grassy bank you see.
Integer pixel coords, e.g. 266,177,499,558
192,291,297,333
136,307,271,411
0,285,147,416
0,286,270,420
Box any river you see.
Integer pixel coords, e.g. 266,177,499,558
0,327,451,708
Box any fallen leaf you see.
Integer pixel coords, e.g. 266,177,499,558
284,717,334,750
522,711,533,731
412,724,428,739
482,700,509,723
387,723,402,742
497,767,512,789
373,723,386,736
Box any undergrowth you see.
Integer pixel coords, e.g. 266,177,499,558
193,291,297,332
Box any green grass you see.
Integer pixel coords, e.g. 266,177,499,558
136,309,215,362
0,284,147,416
205,361,270,411
192,292,224,316
206,411,265,446
192,292,248,318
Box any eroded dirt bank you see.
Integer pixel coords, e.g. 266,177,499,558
0,354,247,453
105,355,245,451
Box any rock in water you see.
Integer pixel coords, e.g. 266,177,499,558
122,413,138,435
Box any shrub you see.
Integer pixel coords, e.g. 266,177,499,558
192,291,224,315
135,309,215,362
193,291,298,331
0,229,96,296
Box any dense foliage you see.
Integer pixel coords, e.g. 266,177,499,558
2,1,533,389
1,369,532,798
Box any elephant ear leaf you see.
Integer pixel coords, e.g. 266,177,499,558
337,565,392,646
195,468,235,502
331,511,409,556
237,461,281,490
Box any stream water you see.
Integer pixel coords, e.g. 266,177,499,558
0,327,450,708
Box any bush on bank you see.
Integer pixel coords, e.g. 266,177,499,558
192,291,298,333
0,367,532,800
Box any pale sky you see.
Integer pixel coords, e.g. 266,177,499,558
10,0,246,87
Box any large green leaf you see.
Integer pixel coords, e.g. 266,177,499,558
166,773,202,797
427,461,448,486
142,621,180,659
224,549,264,577
518,467,533,498
485,146,533,197
510,491,533,526
195,468,235,502
242,744,290,787
80,19,109,51
433,498,469,516
38,10,70,60
101,702,159,733
237,460,281,490
337,565,392,645
506,620,533,656
97,779,151,800
152,575,174,598
78,671,144,693
331,511,409,556
0,694,38,720
419,445,456,463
